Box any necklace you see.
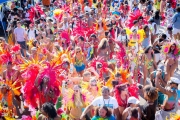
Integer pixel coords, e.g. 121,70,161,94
103,98,110,107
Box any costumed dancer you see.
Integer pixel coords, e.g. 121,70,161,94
162,43,180,81
72,47,86,76
81,77,102,99
0,81,21,119
126,9,148,29
21,61,61,109
155,77,180,120
63,85,93,120
114,83,139,117
96,18,107,40
11,44,25,70
90,57,109,81
142,46,156,85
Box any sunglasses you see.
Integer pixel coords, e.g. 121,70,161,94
74,90,79,92
76,51,81,53
91,84,97,86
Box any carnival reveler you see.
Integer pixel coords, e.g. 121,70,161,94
0,0,180,119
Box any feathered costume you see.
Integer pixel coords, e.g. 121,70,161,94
0,48,12,73
90,57,108,79
0,80,21,119
125,28,145,47
20,59,61,108
126,10,148,29
162,43,180,59
81,79,102,99
53,9,64,21
72,20,96,39
106,68,129,89
62,88,93,109
169,114,180,120
119,4,130,15
11,44,21,54
114,83,139,107
28,4,45,22
115,43,129,69
62,87,93,119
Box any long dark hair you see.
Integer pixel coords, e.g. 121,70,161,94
98,38,108,50
154,10,160,19
42,102,57,118
95,106,112,117
168,43,176,54
144,46,154,58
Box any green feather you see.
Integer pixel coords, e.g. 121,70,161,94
56,96,62,109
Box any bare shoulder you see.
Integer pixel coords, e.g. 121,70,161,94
54,116,61,120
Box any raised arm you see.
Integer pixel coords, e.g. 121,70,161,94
155,75,173,97
80,104,93,119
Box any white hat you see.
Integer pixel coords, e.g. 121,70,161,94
127,97,140,104
170,77,180,84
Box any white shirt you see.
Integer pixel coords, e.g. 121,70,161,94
117,35,127,42
84,6,91,12
27,29,39,40
91,96,119,109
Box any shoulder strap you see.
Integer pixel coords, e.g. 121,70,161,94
34,29,36,34
27,29,30,34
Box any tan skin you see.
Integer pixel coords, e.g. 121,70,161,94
164,44,178,81
66,86,86,120
0,39,10,51
68,67,99,84
72,48,87,76
122,104,141,120
152,38,165,65
13,52,25,66
150,70,167,87
97,39,110,61
0,86,17,116
149,21,157,44
3,65,19,82
88,80,99,98
142,47,156,85
97,20,106,40
155,75,178,110
35,75,53,108
118,87,129,118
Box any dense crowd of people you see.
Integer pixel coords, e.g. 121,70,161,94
0,0,180,119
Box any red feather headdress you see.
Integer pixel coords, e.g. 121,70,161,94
90,57,108,78
61,30,70,44
28,4,45,22
126,10,148,28
115,43,129,69
72,24,96,40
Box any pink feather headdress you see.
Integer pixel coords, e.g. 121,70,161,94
125,10,148,28
90,57,108,78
